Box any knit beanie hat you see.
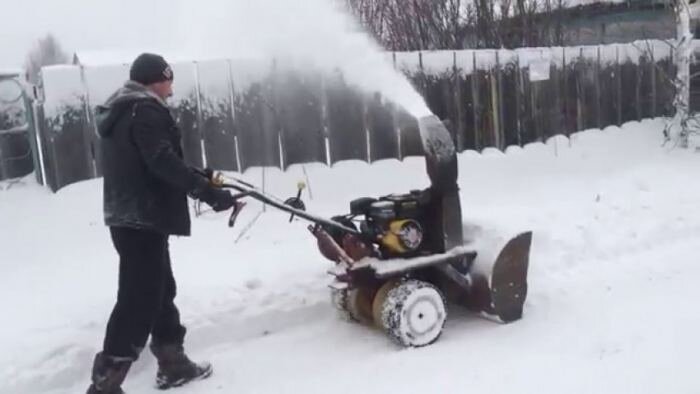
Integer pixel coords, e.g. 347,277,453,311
130,53,174,85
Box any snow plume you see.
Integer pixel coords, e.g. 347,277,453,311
173,0,432,118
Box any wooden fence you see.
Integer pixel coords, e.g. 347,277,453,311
397,42,676,153
32,40,679,191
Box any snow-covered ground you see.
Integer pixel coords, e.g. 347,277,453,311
1,119,700,394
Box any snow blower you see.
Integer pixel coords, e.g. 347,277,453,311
213,115,532,348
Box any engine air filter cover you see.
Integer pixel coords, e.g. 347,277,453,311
395,219,423,250
381,219,424,254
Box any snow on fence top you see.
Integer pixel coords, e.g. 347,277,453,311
83,64,129,107
169,62,198,104
197,59,233,104
50,39,679,116
73,49,195,68
229,58,273,93
418,51,456,75
40,65,85,117
38,39,683,127
74,50,139,67
395,39,675,76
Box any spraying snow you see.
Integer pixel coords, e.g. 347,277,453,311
174,0,432,118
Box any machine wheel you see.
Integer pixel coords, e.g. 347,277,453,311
372,280,399,329
330,288,353,321
348,287,377,324
378,279,447,347
332,287,376,324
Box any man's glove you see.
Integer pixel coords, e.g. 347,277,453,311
203,187,238,212
203,167,215,182
190,175,238,212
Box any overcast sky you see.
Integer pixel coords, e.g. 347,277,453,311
1,0,178,69
0,0,369,69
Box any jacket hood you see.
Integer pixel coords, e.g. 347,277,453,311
96,80,168,138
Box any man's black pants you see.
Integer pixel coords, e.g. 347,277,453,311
103,227,186,360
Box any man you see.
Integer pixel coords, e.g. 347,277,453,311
87,53,238,393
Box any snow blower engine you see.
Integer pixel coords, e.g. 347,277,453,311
316,190,447,261
215,115,532,348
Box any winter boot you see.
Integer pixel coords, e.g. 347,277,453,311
86,352,132,394
149,342,213,390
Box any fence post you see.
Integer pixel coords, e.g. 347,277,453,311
542,49,554,140
393,52,403,160
453,51,464,152
193,61,208,169
227,59,243,172
616,45,622,125
515,55,523,146
25,97,44,185
34,101,53,189
363,86,371,163
471,51,480,150
668,46,675,117
531,63,540,141
494,51,503,150
576,47,584,132
551,53,563,140
596,46,602,129
272,59,287,169
651,47,657,117
320,72,330,165
78,65,97,178
635,48,643,121
562,47,570,136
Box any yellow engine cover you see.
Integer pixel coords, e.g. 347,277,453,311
380,219,423,254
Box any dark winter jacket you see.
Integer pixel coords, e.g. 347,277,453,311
96,81,207,236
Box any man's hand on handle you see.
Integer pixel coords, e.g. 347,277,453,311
200,187,238,212
191,168,242,213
